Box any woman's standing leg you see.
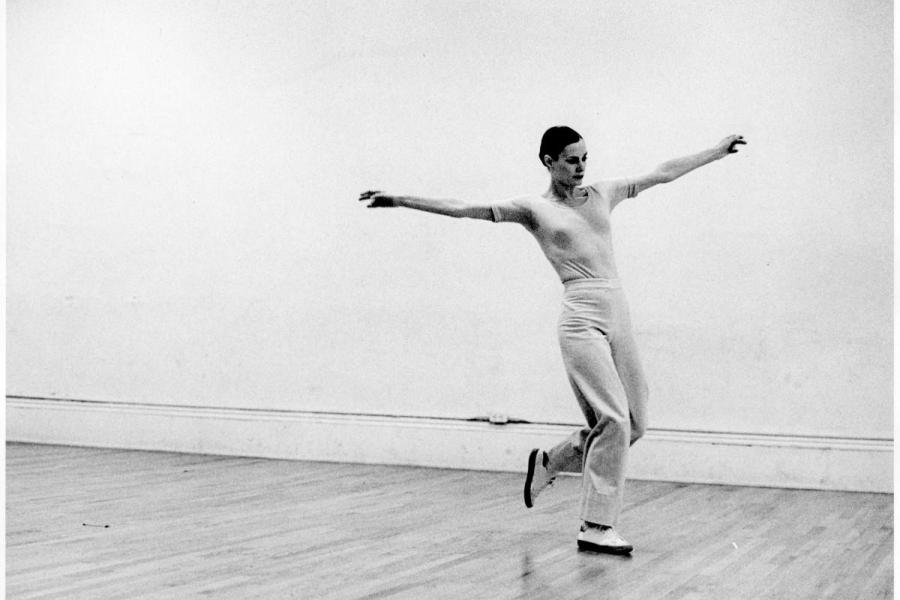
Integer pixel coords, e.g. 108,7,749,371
527,284,648,531
546,282,631,526
608,289,649,445
559,329,632,526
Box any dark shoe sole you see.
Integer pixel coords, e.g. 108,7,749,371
523,448,540,508
577,539,634,555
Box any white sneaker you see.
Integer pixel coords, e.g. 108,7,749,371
576,524,633,554
524,449,555,508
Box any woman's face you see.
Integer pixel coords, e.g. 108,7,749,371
546,139,588,186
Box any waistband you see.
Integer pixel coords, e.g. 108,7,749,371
562,277,622,290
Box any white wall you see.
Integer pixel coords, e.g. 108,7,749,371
8,0,892,444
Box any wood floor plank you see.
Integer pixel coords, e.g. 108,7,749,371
6,443,893,599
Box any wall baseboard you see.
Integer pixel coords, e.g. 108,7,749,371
6,396,892,493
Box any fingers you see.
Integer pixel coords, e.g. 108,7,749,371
358,190,393,208
358,190,386,207
727,135,747,154
358,190,383,201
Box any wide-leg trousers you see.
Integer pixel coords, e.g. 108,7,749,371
547,278,649,526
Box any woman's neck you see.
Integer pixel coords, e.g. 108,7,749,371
545,180,580,202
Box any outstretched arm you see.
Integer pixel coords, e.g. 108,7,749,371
617,135,747,207
358,191,494,220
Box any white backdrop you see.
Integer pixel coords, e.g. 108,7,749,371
8,0,892,439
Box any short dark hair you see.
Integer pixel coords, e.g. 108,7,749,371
539,126,582,165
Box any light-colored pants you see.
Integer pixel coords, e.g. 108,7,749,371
547,278,649,526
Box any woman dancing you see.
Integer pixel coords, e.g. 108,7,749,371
359,126,746,554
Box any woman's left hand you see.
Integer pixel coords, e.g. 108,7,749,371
717,135,747,157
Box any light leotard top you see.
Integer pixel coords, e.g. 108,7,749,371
490,180,638,283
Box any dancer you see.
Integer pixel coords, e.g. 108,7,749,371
359,126,746,554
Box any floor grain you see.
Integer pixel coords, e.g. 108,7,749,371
6,443,893,599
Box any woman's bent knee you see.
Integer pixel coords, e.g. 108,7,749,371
630,419,646,443
629,386,649,443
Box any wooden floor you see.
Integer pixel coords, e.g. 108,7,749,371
6,444,893,599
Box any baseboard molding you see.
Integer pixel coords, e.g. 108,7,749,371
6,396,893,493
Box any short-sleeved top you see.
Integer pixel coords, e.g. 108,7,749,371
490,179,638,283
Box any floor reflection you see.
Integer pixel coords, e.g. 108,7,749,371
517,543,631,599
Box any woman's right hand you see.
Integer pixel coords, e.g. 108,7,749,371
358,190,398,208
